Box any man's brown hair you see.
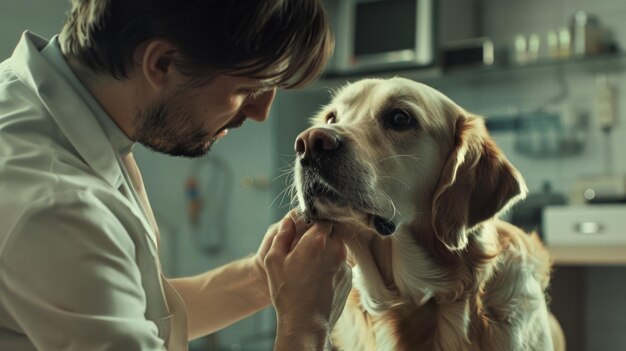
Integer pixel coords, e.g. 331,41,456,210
60,0,334,88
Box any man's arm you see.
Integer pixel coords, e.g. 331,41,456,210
169,257,337,348
0,192,167,350
167,256,270,340
170,213,351,350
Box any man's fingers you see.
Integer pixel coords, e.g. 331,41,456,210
327,226,348,261
292,221,331,250
297,222,348,264
291,211,314,236
287,209,299,221
301,223,346,256
266,217,297,258
301,221,333,239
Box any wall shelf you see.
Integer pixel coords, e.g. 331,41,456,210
315,52,626,89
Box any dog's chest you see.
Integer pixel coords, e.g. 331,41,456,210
333,287,444,351
332,290,400,351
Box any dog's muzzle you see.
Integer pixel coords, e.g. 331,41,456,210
294,128,396,236
295,127,342,168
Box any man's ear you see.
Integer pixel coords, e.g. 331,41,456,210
140,40,178,90
431,114,528,251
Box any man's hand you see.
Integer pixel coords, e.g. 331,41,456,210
253,210,312,300
252,211,296,302
263,214,352,349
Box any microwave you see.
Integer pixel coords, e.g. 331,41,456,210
328,0,436,74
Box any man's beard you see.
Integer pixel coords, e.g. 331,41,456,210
134,92,215,158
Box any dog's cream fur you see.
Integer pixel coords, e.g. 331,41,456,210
292,77,565,351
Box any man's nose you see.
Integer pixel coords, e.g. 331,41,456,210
294,127,341,160
242,88,277,122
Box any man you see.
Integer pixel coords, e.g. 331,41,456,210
0,1,352,350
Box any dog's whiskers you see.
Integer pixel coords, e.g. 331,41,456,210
372,185,400,221
272,168,294,184
288,182,298,208
276,152,298,158
357,191,366,209
269,186,291,209
271,162,298,209
378,175,411,190
375,154,420,165
271,170,299,210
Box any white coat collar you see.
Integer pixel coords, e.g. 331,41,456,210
10,31,124,188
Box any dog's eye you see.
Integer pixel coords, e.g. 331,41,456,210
384,110,416,131
326,112,337,124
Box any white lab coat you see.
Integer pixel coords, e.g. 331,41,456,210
0,32,188,350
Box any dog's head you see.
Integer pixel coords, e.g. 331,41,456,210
293,77,527,250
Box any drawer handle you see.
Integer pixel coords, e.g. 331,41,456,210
573,222,605,235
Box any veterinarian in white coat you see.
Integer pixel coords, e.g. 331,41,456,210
0,1,351,350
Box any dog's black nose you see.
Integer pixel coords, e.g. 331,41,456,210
295,128,341,163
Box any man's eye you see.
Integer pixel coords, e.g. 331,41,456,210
383,109,417,131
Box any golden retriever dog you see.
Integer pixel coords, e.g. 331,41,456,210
291,77,565,351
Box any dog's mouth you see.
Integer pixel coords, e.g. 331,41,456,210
297,174,397,236
370,215,397,235
299,176,350,217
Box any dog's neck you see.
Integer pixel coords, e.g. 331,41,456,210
335,219,439,313
334,221,401,310
404,217,501,298
337,215,501,316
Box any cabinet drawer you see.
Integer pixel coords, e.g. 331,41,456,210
543,205,626,245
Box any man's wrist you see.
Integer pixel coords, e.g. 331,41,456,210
244,255,271,307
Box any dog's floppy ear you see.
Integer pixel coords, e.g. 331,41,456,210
431,114,527,251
